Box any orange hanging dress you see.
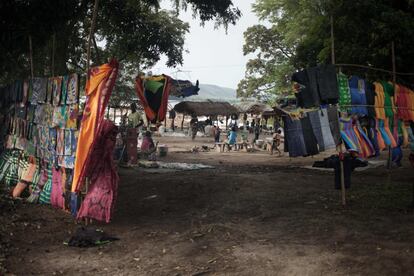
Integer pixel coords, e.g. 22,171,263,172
71,60,119,192
374,82,386,120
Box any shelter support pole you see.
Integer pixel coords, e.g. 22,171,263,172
181,115,185,131
29,36,34,79
225,116,228,129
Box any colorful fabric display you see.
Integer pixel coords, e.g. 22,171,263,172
395,85,414,121
61,75,69,105
308,110,325,151
77,120,119,223
52,106,67,127
56,128,65,156
365,82,376,118
300,115,319,156
72,60,119,192
374,82,386,120
349,76,368,116
52,76,63,106
46,78,53,104
381,81,396,118
318,108,336,150
340,117,374,158
51,167,65,209
31,78,46,104
337,72,351,112
39,164,53,204
134,74,172,123
283,116,307,157
64,129,72,156
66,74,79,104
66,104,79,129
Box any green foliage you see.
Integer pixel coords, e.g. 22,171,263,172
238,0,414,100
0,0,240,90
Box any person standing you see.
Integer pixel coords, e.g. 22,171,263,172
128,103,144,129
190,114,198,140
169,109,176,131
254,119,260,143
214,125,221,143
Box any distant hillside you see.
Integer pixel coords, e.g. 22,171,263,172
170,83,237,101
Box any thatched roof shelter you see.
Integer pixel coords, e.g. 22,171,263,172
173,101,239,116
234,102,273,114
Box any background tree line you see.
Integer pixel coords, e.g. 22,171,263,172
0,0,240,105
237,0,414,102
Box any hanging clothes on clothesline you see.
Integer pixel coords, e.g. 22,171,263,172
282,106,340,157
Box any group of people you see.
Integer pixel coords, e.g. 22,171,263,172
215,125,282,155
115,103,157,163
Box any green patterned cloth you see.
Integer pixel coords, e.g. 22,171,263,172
4,151,20,188
39,164,53,204
337,72,351,112
381,81,395,118
0,150,12,183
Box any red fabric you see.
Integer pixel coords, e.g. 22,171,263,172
72,59,119,192
134,75,172,123
50,167,64,209
77,120,119,223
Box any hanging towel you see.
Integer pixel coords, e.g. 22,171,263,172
283,116,307,157
71,60,119,193
319,108,336,150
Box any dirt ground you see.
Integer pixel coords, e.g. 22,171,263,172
1,134,414,276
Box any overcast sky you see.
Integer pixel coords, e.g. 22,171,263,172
153,0,260,89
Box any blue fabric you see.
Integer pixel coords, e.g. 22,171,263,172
349,76,368,116
308,110,325,151
283,116,307,157
392,137,403,166
71,192,79,217
228,131,237,145
319,108,336,150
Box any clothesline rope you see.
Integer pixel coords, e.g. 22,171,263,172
335,64,414,76
339,104,414,112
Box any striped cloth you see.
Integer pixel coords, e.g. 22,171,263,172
4,151,20,188
0,150,12,183
39,164,53,204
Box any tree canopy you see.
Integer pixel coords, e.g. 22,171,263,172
0,0,240,85
237,0,414,101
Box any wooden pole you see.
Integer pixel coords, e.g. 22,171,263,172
387,41,396,170
330,15,335,65
86,0,100,80
181,115,185,131
29,36,34,79
51,33,56,76
331,15,346,206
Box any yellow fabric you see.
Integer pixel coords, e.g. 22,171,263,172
374,82,386,120
71,63,116,192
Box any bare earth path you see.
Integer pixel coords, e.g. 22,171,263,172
2,135,414,275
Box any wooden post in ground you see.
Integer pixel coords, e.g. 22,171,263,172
181,115,185,131
331,15,346,206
